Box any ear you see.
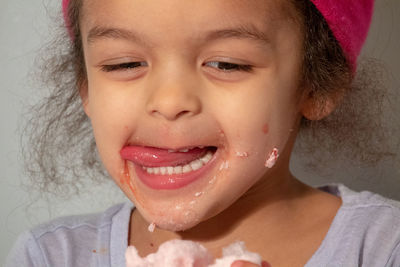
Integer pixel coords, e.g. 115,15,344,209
300,89,344,121
79,80,90,118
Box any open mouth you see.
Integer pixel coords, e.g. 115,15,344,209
142,147,217,175
120,146,219,190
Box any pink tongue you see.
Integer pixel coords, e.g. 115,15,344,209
120,146,208,167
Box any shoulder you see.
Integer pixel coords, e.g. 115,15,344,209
5,202,133,267
311,184,400,266
31,202,129,237
319,183,400,219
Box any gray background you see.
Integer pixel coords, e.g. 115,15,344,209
1,0,399,264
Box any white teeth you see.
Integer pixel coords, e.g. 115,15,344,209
182,164,192,173
143,151,214,175
173,166,183,174
190,159,203,171
179,148,189,152
200,152,212,164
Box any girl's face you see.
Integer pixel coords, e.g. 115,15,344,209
81,0,305,231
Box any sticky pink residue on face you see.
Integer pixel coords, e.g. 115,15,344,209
262,124,269,134
148,222,156,233
265,148,279,168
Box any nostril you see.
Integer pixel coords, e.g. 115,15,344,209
175,110,192,119
150,109,196,121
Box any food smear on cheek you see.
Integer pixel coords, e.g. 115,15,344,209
122,161,146,207
195,192,203,197
219,160,229,170
124,161,136,194
235,151,249,157
265,148,279,168
262,124,269,134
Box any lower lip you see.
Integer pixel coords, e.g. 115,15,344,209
130,150,218,190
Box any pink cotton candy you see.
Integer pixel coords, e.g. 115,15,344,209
210,242,262,267
126,240,213,267
125,240,262,267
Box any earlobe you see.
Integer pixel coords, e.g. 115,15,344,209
79,81,90,117
300,89,344,121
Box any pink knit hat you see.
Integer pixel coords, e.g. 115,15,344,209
310,0,374,71
62,0,374,71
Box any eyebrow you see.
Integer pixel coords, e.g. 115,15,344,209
205,24,271,46
86,23,271,47
87,26,149,46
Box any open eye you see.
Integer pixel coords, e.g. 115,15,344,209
203,61,253,72
101,61,148,72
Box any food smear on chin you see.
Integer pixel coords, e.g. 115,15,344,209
265,148,279,168
148,222,156,233
209,176,217,184
195,192,203,197
125,240,262,267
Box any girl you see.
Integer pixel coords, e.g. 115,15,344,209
6,0,400,266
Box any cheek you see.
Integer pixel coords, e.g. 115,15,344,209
87,84,142,179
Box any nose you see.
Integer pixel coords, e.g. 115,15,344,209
145,75,202,121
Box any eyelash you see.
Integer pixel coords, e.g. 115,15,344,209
203,61,253,72
101,61,253,73
101,62,147,72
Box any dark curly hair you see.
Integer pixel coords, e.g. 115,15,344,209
21,0,399,197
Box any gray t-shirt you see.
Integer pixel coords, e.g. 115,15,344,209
5,184,400,267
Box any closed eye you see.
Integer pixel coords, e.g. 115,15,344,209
101,61,148,72
203,61,253,72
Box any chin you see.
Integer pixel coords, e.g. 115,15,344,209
138,204,204,232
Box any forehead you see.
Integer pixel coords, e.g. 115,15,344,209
80,0,298,40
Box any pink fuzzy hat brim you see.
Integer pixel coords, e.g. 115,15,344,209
310,0,374,71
